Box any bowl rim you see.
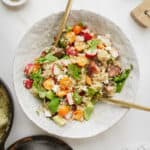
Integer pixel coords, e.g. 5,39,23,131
7,135,73,150
2,0,27,7
13,9,140,139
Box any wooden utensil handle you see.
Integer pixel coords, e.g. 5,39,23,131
54,0,73,46
101,98,150,112
131,0,150,27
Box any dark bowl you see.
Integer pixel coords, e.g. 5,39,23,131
0,78,14,150
7,135,73,150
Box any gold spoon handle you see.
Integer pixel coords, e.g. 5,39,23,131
54,0,73,46
101,98,150,112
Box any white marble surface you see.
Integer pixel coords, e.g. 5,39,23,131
0,0,150,149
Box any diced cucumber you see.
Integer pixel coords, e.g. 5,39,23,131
39,91,46,99
87,88,98,97
31,86,46,99
46,91,55,100
53,115,67,126
73,92,82,105
84,102,94,121
48,97,60,113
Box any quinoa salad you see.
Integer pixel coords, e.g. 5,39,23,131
23,23,132,126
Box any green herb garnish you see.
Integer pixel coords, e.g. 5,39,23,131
78,22,84,27
65,25,73,32
114,68,132,93
37,53,58,64
68,64,81,80
30,69,46,97
58,37,69,48
48,97,60,113
63,55,70,59
30,69,42,80
87,88,98,97
88,39,100,50
31,69,43,87
46,91,55,100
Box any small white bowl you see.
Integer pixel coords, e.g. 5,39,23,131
2,0,27,7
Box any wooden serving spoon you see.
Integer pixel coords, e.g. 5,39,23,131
100,98,150,112
54,0,73,46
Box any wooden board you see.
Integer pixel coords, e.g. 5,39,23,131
131,0,150,27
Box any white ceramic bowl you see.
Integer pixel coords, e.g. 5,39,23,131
2,0,27,7
13,10,139,139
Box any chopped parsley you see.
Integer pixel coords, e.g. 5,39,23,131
114,68,132,93
87,39,100,50
68,64,81,80
37,53,58,64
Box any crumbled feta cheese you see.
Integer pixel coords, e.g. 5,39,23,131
43,109,52,117
76,35,84,42
53,65,61,75
43,63,52,70
97,35,111,47
66,93,74,105
57,75,65,81
103,79,109,84
97,50,111,62
81,86,88,91
82,28,90,33
105,46,112,51
65,112,73,120
97,35,102,40
109,49,119,58
52,85,60,93
63,68,68,73
62,59,71,66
